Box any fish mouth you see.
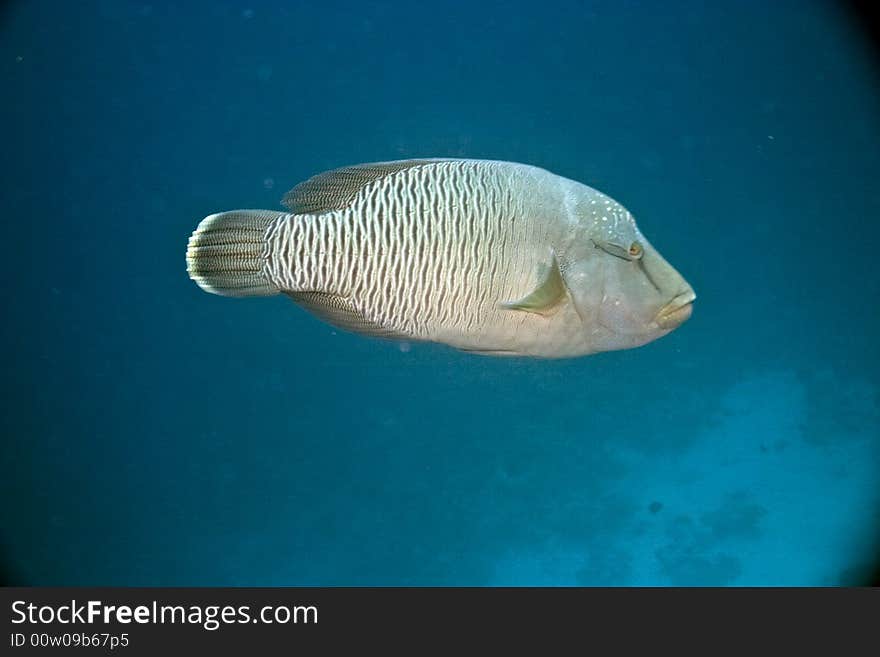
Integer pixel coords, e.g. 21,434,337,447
655,289,696,329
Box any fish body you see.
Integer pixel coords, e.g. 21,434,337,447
186,159,695,358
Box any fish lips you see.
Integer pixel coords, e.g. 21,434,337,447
654,289,696,329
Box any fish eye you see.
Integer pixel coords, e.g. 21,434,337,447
592,238,642,261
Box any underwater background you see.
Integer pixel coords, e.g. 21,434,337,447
2,0,879,586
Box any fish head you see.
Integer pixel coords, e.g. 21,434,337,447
564,193,695,353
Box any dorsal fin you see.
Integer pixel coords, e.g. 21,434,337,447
281,159,447,214
285,290,410,339
500,251,568,316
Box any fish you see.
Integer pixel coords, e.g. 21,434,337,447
186,158,695,358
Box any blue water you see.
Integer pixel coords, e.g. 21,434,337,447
2,0,878,586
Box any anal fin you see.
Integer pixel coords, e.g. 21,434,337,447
285,291,409,339
460,347,521,357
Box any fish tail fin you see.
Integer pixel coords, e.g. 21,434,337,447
186,210,284,297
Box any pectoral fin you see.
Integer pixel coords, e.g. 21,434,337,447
500,252,568,316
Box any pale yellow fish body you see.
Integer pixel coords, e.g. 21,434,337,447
186,159,695,358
